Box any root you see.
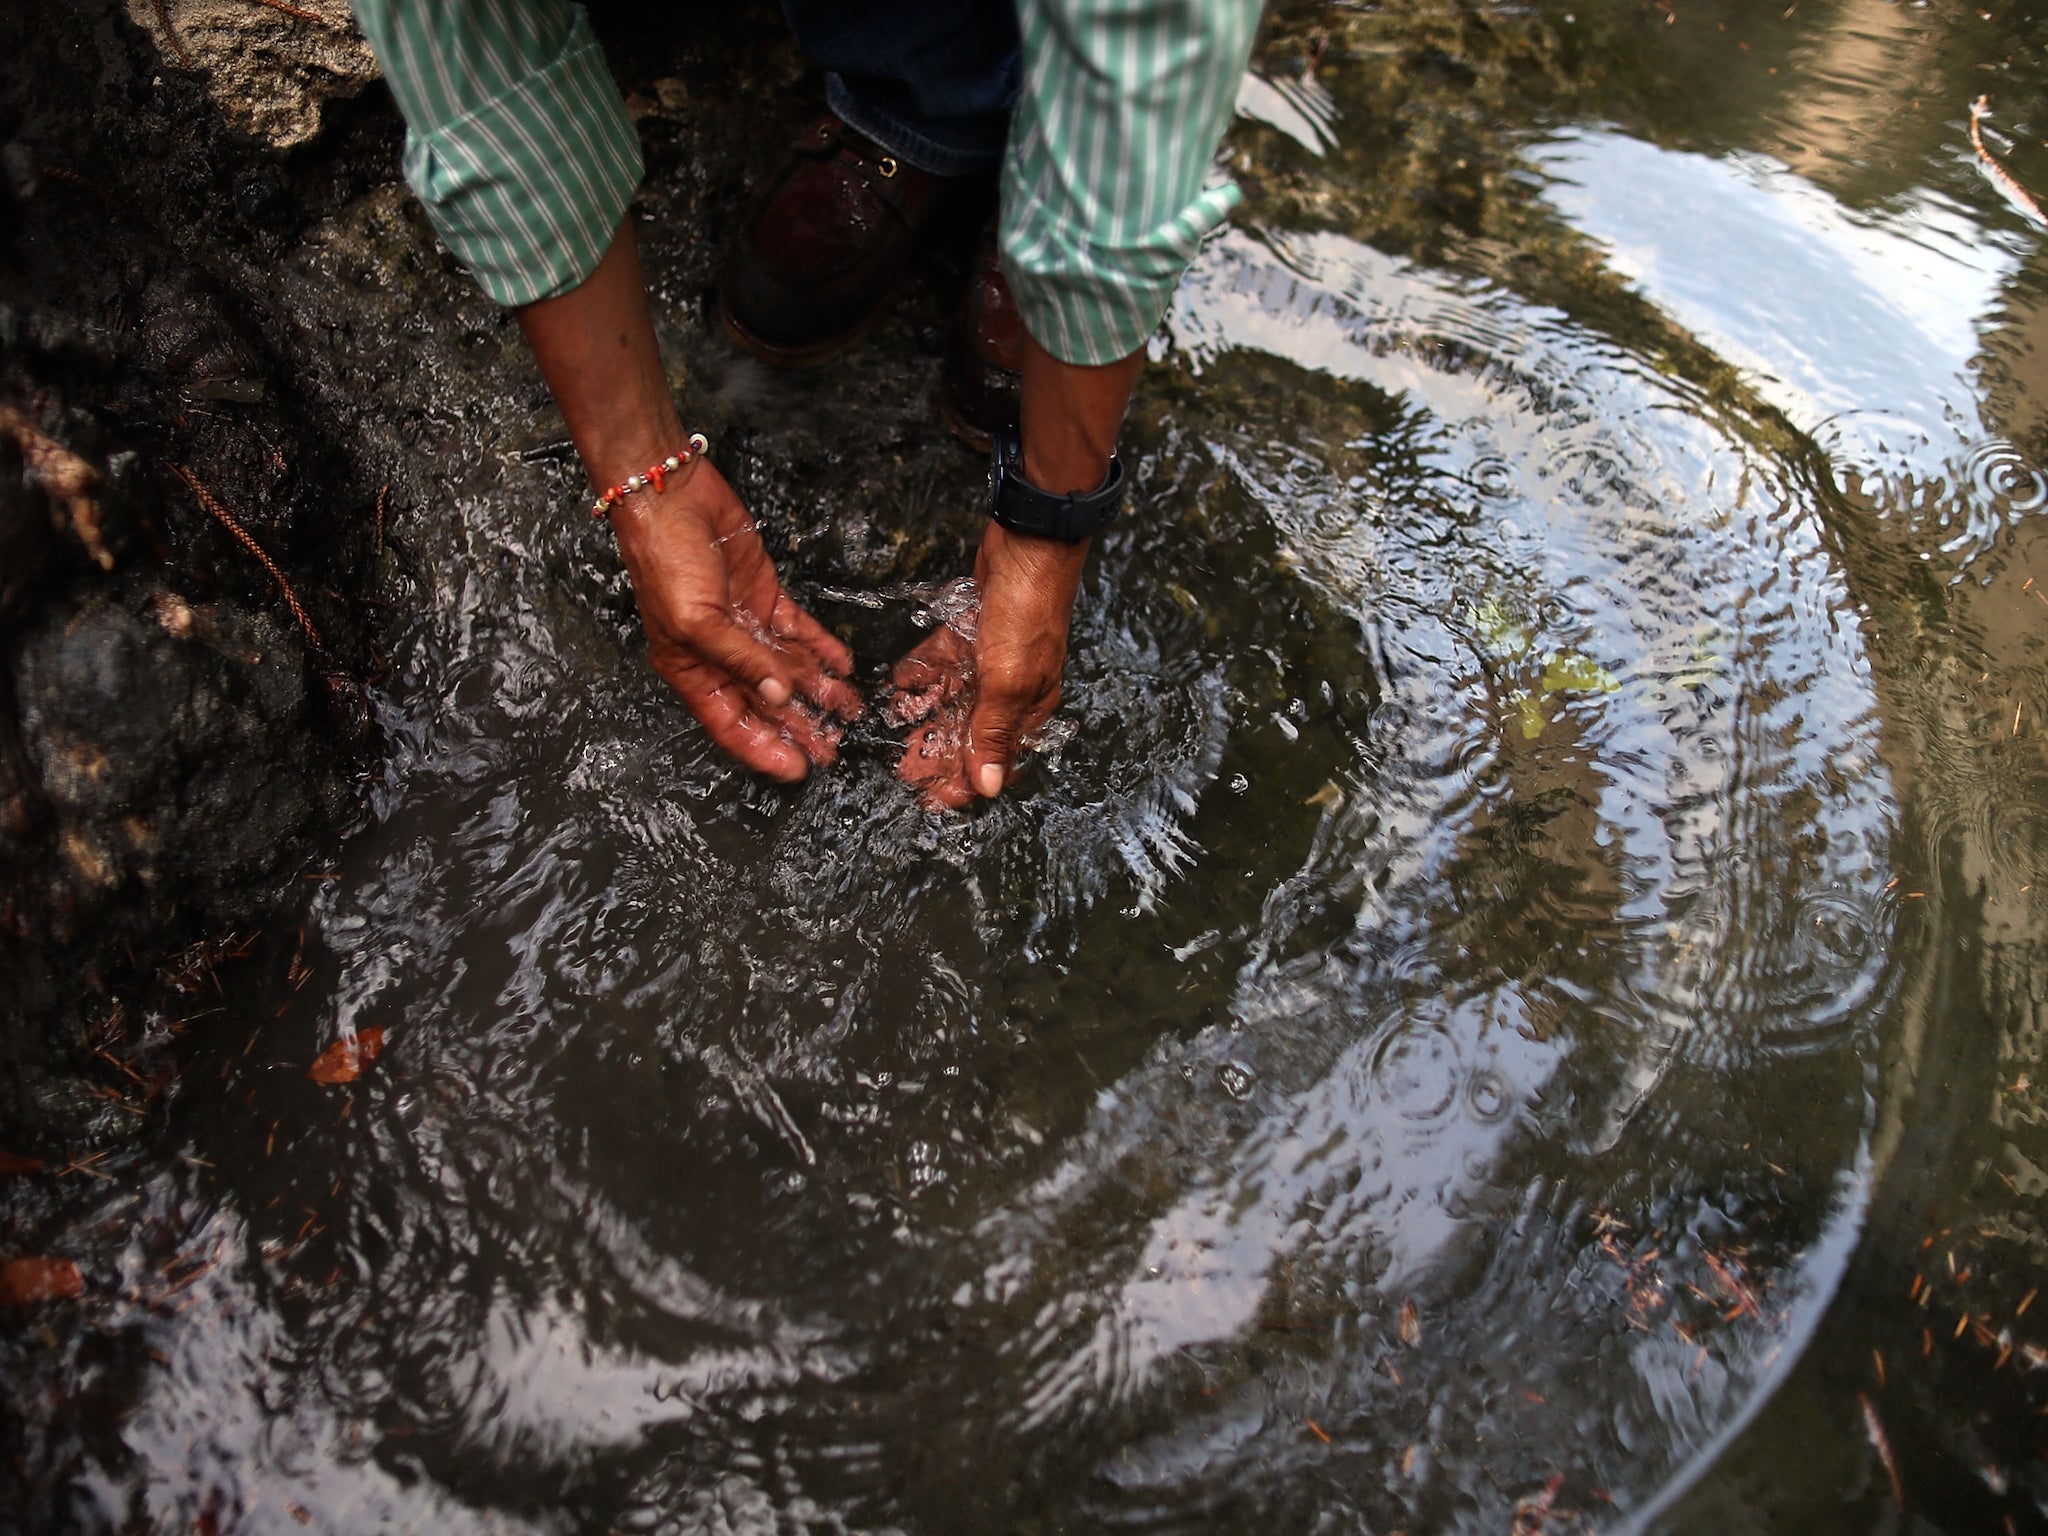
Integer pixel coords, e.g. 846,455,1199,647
147,0,197,69
169,463,325,653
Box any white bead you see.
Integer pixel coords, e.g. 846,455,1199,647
665,455,683,470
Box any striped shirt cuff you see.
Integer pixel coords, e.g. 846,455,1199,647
398,16,642,308
1001,181,1243,366
998,0,1262,367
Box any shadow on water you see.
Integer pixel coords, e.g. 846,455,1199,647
22,0,2048,1530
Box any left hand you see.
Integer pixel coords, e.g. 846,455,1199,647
890,522,1088,810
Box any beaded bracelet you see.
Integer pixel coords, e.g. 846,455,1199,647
589,432,710,519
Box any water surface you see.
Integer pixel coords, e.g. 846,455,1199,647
28,0,2048,1530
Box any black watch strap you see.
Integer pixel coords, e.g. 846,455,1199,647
988,425,1125,544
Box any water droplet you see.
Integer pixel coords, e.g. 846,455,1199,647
1465,1068,1511,1123
1217,1061,1258,1100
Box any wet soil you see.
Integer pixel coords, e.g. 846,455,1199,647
0,0,395,1139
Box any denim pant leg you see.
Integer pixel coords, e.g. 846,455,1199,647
779,0,1020,176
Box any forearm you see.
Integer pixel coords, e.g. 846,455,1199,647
1018,332,1143,494
515,217,683,498
350,0,643,310
985,330,1145,626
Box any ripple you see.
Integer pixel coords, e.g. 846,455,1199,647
1371,1020,1461,1120
1464,1066,1514,1124
1963,437,2048,515
1715,887,1888,1059
1465,454,1521,500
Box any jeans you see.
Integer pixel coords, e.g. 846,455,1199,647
779,0,1020,177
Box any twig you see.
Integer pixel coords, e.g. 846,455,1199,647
36,164,124,222
1859,1392,1906,1508
169,463,324,652
374,483,387,554
1971,97,2048,227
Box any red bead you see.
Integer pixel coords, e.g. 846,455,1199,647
605,485,625,504
649,464,666,492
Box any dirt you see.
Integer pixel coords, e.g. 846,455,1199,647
0,0,386,1143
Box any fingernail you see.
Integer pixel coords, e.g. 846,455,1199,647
977,763,1004,797
760,676,791,706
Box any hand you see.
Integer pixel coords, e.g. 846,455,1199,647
610,459,862,781
890,522,1087,810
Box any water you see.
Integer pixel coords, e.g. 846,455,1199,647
18,0,2048,1529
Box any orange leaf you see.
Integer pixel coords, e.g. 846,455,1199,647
307,1026,385,1086
0,1150,43,1176
0,1257,83,1305
1399,1298,1421,1347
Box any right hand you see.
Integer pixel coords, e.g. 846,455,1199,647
608,458,861,781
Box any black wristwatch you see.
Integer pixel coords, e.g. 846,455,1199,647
988,425,1126,544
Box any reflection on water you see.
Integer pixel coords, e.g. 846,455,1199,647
23,0,2048,1530
1532,126,2028,573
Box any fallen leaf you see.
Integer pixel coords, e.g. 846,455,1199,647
308,1026,385,1086
1468,597,1533,661
287,1504,312,1526
1541,651,1621,696
0,1150,43,1176
0,1257,83,1306
1400,1297,1421,1347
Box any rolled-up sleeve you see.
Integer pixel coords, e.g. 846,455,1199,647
1000,0,1263,366
350,0,643,307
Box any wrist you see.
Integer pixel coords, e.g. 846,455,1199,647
588,425,720,557
978,520,1089,612
1019,433,1112,497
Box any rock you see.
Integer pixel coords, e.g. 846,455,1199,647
123,0,379,151
11,581,340,942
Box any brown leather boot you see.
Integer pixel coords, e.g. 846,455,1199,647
720,116,958,366
939,236,1023,453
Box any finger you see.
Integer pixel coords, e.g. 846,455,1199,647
769,606,865,722
791,660,866,724
761,694,845,770
897,723,972,810
689,612,796,708
668,665,811,782
888,630,973,725
966,689,1038,800
886,674,951,728
769,593,855,679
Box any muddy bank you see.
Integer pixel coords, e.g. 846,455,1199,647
0,0,389,1140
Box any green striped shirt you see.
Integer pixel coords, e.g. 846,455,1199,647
349,0,1260,366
